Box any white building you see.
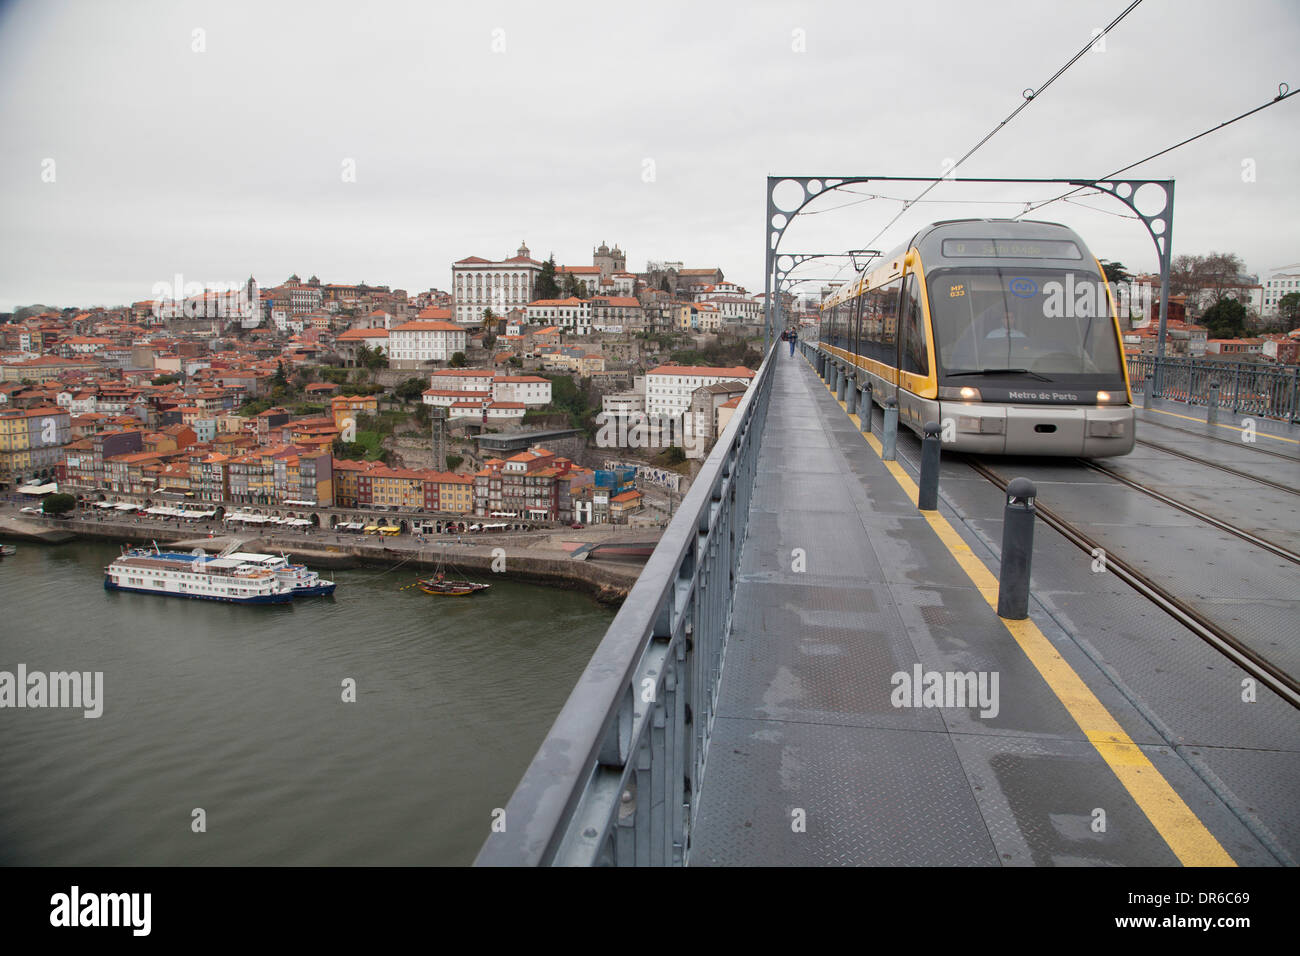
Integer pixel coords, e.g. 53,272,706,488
1262,263,1300,320
525,297,593,335
388,317,467,368
590,296,645,332
602,392,645,416
645,365,755,419
452,242,543,325
428,369,494,392
491,375,552,406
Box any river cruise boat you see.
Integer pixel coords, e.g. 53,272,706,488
220,551,337,597
104,544,297,604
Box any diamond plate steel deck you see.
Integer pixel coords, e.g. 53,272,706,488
689,353,1298,866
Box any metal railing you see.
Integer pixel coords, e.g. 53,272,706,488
1127,355,1300,423
474,344,775,866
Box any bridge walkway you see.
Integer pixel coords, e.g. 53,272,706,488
688,349,1293,866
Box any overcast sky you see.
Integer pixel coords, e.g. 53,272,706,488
1,0,1296,310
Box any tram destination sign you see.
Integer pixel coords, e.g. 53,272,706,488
941,239,1082,260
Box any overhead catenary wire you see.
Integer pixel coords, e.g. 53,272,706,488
857,0,1146,252
1015,82,1297,219
816,0,1145,288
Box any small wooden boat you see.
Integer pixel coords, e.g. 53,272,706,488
414,552,490,597
0,544,16,557
418,577,491,596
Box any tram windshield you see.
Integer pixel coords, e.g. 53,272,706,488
927,268,1123,380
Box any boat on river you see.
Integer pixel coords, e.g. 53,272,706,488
415,551,490,597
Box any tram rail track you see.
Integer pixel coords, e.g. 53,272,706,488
1136,414,1300,464
1079,458,1300,566
1132,437,1299,497
965,457,1300,709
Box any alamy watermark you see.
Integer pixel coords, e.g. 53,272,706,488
890,664,999,718
594,411,707,457
150,273,258,320
0,664,102,718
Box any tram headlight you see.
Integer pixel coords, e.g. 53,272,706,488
939,386,982,402
1094,390,1126,404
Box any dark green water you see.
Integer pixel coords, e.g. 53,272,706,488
0,539,613,865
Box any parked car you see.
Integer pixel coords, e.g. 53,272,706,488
571,522,585,529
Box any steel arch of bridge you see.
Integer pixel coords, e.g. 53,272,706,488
763,176,1175,390
770,250,881,334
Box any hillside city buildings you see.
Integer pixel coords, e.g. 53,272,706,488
0,240,803,526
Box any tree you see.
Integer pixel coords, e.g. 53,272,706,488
394,377,427,402
449,351,467,368
272,360,289,390
1277,292,1300,328
1201,297,1247,339
483,332,497,350
1169,252,1250,319
536,255,560,300
42,493,76,516
445,454,464,471
1099,260,1132,286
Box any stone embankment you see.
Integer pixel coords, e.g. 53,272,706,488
0,512,642,605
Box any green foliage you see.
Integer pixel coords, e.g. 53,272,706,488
272,360,289,390
394,377,427,402
653,446,687,467
151,373,182,386
321,367,349,385
445,454,464,471
42,492,76,516
1277,292,1300,327
536,255,560,300
449,351,467,368
538,373,600,433
353,346,387,372
668,340,761,370
291,402,327,416
236,399,273,417
508,356,522,367
339,382,385,396
1099,260,1132,286
1201,297,1248,339
331,430,384,461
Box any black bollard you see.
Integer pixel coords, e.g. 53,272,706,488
918,421,942,511
1206,382,1219,425
861,383,872,434
846,373,857,414
996,478,1037,620
882,398,899,461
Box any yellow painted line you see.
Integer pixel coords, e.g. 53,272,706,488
805,352,1235,866
1144,406,1299,445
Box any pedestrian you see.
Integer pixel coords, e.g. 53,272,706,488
787,327,796,357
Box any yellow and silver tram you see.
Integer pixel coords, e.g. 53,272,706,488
817,219,1134,457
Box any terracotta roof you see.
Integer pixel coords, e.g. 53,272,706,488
647,364,754,378
391,320,463,332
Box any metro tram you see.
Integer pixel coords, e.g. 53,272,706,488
817,219,1135,457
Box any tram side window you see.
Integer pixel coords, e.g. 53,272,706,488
900,274,929,375
863,277,900,365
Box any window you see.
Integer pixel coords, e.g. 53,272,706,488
900,274,929,376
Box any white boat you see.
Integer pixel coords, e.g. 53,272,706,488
221,551,337,597
104,544,294,604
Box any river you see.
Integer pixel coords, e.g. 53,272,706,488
0,539,613,865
